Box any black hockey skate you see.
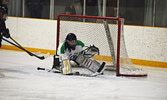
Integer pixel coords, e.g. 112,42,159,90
52,55,61,73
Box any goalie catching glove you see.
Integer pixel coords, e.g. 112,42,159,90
81,44,99,58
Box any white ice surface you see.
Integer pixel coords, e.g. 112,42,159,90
0,50,167,100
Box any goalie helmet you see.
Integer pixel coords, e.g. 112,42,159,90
66,33,77,42
65,33,77,49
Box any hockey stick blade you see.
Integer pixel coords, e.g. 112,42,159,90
2,38,49,60
35,52,50,60
44,52,50,58
37,67,61,73
37,67,99,77
34,52,50,59
34,51,41,55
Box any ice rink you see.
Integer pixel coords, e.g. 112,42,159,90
0,49,167,100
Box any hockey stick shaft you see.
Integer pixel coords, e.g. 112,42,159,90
2,38,45,60
3,38,33,56
10,37,23,48
10,37,42,55
9,37,34,56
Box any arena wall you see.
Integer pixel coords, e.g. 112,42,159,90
1,17,167,67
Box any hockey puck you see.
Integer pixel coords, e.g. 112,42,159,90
75,72,80,75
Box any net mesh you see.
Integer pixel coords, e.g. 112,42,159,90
57,15,147,77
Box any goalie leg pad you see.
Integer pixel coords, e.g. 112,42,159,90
61,59,72,75
82,58,101,73
97,62,106,73
75,54,105,73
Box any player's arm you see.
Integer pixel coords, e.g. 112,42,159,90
1,23,10,38
0,32,2,47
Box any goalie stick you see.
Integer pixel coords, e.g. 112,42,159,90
37,67,102,77
2,37,50,60
37,67,60,73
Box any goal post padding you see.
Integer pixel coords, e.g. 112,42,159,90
56,14,147,77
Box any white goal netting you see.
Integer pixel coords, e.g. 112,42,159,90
56,14,147,77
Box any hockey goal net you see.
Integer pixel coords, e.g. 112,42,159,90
56,14,147,77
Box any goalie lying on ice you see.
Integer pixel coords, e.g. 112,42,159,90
52,33,105,75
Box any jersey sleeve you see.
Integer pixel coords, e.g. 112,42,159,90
60,43,66,54
56,43,65,55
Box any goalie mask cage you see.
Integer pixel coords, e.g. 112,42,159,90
56,14,147,77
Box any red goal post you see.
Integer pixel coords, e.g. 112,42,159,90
56,14,147,77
